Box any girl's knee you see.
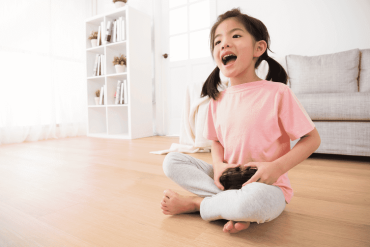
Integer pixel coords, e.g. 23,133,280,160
162,152,184,178
236,183,285,222
240,182,283,204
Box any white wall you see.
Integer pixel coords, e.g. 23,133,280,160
96,0,370,56
216,0,370,56
95,0,370,136
96,0,153,17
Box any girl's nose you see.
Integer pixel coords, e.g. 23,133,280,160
222,43,230,50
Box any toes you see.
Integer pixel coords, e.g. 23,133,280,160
163,189,176,198
223,220,234,233
162,195,169,203
162,210,170,215
163,190,170,199
234,222,250,231
226,220,234,230
223,221,250,233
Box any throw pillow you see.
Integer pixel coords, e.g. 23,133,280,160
286,49,360,94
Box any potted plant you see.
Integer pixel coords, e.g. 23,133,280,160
113,0,127,8
88,31,98,47
112,54,127,73
95,89,100,105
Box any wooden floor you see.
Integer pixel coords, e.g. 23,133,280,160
0,136,369,247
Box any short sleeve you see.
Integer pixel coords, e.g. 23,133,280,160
278,86,315,141
203,100,218,141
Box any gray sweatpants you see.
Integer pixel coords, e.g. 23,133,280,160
163,152,286,223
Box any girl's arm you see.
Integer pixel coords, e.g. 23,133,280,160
212,140,239,190
211,140,224,165
274,127,321,174
244,127,321,185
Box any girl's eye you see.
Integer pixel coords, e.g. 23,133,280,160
214,35,240,46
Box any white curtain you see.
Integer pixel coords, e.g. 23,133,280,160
0,0,92,145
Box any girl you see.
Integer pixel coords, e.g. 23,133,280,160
160,8,321,234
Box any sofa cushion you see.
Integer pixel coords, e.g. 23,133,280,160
360,49,370,92
287,49,360,94
296,93,370,120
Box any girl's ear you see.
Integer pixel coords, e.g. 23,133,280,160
253,40,267,58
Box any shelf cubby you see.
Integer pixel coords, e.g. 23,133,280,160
87,77,105,106
88,107,107,134
107,106,129,136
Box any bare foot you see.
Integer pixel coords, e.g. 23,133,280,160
161,189,203,215
223,220,250,233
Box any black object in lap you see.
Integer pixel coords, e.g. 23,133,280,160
219,166,257,190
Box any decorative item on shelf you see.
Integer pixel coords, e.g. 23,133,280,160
88,31,98,47
113,0,127,8
113,54,127,73
114,80,122,104
95,89,100,105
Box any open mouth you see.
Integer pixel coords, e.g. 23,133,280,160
222,54,237,65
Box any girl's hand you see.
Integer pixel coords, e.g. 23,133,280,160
242,161,283,186
213,162,240,190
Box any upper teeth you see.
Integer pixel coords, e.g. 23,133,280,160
222,54,236,60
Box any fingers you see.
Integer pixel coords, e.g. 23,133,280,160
242,172,263,186
243,162,258,168
242,176,273,186
213,168,226,191
214,180,224,191
244,173,259,185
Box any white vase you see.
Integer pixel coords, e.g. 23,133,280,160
115,64,126,73
115,2,125,8
94,97,100,105
91,39,97,47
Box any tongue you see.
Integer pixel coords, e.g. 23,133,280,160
225,57,237,65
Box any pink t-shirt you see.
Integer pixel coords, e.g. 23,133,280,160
203,80,315,204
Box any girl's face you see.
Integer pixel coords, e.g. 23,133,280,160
213,18,264,80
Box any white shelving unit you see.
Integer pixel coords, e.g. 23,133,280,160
85,6,153,139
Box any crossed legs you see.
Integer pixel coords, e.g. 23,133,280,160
161,152,286,233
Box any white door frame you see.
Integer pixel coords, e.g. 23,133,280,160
153,0,217,136
153,0,166,136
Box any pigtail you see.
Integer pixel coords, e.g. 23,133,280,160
200,66,222,100
257,51,288,85
264,56,288,85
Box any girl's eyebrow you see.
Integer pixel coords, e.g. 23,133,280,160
214,28,245,40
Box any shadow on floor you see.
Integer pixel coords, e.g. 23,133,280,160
309,153,370,162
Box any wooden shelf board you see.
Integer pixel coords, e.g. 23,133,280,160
88,105,106,108
106,104,129,107
87,75,105,80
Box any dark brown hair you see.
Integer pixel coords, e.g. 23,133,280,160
201,8,288,100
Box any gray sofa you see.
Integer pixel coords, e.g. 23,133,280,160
286,48,370,157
